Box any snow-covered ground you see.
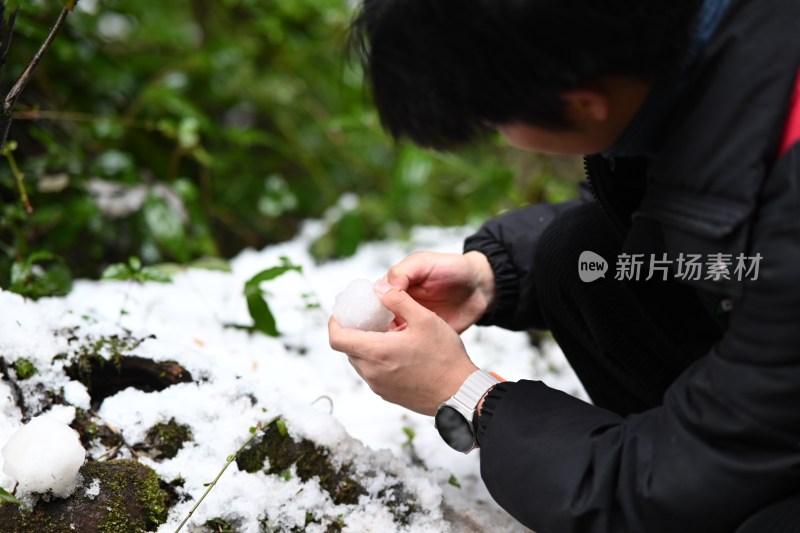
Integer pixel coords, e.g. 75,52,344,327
0,222,586,532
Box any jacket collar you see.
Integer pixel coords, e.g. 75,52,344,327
602,0,732,159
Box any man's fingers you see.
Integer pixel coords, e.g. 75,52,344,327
385,252,432,290
328,315,381,356
374,281,431,325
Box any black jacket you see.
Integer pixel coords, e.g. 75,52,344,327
464,0,800,531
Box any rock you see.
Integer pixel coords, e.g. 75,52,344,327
0,460,170,533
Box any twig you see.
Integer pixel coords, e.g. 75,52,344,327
310,395,334,415
5,2,78,110
0,0,80,155
3,145,31,213
174,418,278,533
88,408,139,460
97,443,124,462
0,7,19,78
12,108,156,130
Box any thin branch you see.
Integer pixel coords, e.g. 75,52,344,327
0,8,19,77
3,145,31,213
88,408,140,460
12,108,156,130
5,3,78,111
0,1,79,188
174,419,277,533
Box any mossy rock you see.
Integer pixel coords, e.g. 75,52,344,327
62,332,192,409
0,460,170,533
134,418,193,460
260,512,345,533
197,517,243,532
236,420,366,506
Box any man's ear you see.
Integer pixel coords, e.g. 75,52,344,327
562,89,610,123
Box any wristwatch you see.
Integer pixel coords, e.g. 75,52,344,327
434,369,500,453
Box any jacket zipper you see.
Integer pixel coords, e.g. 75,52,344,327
583,155,626,239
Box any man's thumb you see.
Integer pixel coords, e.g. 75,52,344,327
374,279,422,321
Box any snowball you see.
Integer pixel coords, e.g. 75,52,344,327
84,478,101,499
2,415,86,498
332,279,395,332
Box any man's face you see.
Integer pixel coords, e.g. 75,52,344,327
497,76,652,155
496,122,615,155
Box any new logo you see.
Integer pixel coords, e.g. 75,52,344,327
578,251,608,283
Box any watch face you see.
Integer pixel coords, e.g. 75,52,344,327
435,405,476,453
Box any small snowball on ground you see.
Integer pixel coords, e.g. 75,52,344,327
332,279,394,332
84,478,101,499
1,415,86,498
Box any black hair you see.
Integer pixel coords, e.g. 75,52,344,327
351,0,703,149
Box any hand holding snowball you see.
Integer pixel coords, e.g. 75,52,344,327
329,280,478,415
384,251,495,334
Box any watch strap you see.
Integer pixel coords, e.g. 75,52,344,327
450,369,500,414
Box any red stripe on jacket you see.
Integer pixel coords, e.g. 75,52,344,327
778,68,800,158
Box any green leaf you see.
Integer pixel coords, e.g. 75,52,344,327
239,257,302,337
401,426,415,446
0,487,22,505
190,257,232,272
448,474,461,489
101,259,172,283
9,252,72,299
138,266,173,283
177,117,200,149
102,263,134,281
244,284,278,337
13,358,37,380
332,211,365,258
247,257,302,285
275,418,288,437
2,139,18,156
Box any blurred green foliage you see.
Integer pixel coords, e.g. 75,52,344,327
0,0,580,297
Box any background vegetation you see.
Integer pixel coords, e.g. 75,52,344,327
0,0,580,298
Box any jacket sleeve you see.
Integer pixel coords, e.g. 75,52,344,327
463,195,586,331
475,149,800,533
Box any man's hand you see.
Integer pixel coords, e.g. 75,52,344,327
328,281,478,415
384,251,495,333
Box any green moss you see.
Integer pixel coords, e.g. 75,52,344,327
87,460,168,533
75,334,142,375
263,511,345,533
62,331,192,409
204,517,242,532
0,460,170,533
12,358,37,380
133,463,168,526
377,483,419,526
135,418,193,460
237,420,366,505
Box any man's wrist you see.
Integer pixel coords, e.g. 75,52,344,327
464,251,496,313
473,372,505,434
